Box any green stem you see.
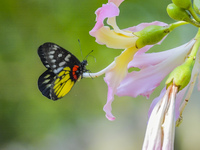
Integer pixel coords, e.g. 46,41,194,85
190,28,200,57
190,19,200,27
188,6,200,22
168,21,189,31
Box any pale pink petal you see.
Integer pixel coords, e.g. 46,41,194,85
128,46,176,69
103,79,116,121
90,3,119,35
134,45,154,57
127,21,168,33
103,47,138,120
116,65,167,98
143,85,177,150
143,90,169,150
148,86,187,121
108,0,124,7
162,85,177,150
116,40,195,98
148,87,166,119
175,86,188,120
90,26,138,49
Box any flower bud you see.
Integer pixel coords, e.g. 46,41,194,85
194,0,200,14
134,25,169,49
172,0,192,10
167,3,191,22
166,58,194,91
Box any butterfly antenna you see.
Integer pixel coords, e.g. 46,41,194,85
78,39,83,60
78,40,96,62
84,50,96,62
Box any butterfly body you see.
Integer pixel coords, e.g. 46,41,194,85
38,42,88,100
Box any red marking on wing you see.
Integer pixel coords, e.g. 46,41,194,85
72,65,79,80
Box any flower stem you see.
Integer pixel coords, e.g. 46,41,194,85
188,6,200,22
176,33,200,126
177,72,198,127
190,29,200,58
168,21,189,31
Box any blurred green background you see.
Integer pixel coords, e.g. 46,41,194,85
0,0,200,149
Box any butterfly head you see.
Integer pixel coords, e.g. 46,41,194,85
77,60,88,79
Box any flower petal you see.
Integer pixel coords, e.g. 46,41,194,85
128,46,176,69
116,40,195,98
90,26,138,49
90,3,119,34
143,89,169,150
148,87,166,119
108,0,124,7
103,46,138,120
162,85,177,150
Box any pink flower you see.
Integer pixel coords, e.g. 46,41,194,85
116,39,196,98
86,0,167,120
142,84,178,150
142,37,200,149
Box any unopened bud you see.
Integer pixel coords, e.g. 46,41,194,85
172,0,192,10
134,25,169,49
167,3,191,22
166,58,194,91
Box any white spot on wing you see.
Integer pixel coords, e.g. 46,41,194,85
49,51,55,54
46,84,51,88
58,54,62,57
43,79,50,84
52,45,59,50
54,67,63,74
59,62,65,66
65,54,71,62
44,74,50,78
51,59,56,63
49,55,54,59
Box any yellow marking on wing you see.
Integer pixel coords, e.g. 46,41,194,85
58,71,65,77
54,84,61,93
54,78,60,84
53,72,74,98
55,84,65,96
58,80,74,98
60,74,70,82
53,74,70,89
63,67,71,71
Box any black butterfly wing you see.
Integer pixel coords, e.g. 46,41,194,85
38,42,81,74
38,69,56,99
38,67,76,100
38,42,83,100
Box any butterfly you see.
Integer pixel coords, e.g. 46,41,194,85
38,42,88,100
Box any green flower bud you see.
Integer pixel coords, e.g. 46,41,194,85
166,58,194,91
172,0,192,10
134,25,170,49
194,0,200,14
167,3,191,22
